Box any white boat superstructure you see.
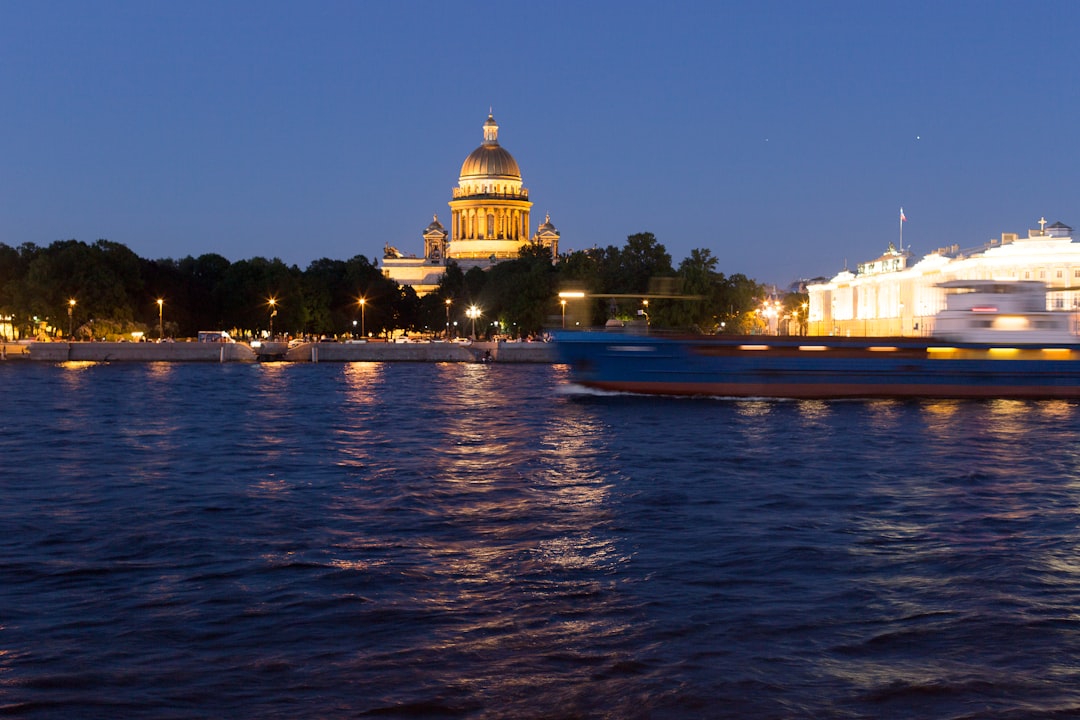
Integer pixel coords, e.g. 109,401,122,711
933,280,1077,344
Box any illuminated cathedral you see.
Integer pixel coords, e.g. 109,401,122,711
381,113,561,295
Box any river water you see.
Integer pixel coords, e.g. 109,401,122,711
2,360,1080,719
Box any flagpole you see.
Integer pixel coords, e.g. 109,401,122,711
899,207,905,252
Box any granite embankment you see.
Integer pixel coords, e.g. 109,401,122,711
1,340,557,363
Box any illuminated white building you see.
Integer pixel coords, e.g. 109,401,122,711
381,113,561,295
807,218,1080,336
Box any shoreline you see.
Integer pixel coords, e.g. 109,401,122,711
0,340,557,364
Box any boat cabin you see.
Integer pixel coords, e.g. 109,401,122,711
933,280,1076,343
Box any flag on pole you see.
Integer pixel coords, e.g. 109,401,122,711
900,207,907,223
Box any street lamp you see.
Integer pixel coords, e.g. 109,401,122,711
466,305,480,339
156,298,164,340
358,297,366,338
445,298,452,339
68,299,76,339
268,298,277,339
560,299,567,328
641,299,649,334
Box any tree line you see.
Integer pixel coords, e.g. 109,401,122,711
0,233,804,341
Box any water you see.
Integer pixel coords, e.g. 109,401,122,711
3,361,1080,719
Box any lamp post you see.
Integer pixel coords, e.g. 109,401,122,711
445,298,451,339
268,298,277,339
641,299,649,334
560,299,567,328
467,305,480,339
358,297,366,338
68,299,76,339
156,298,164,340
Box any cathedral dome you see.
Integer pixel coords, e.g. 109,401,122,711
459,113,521,181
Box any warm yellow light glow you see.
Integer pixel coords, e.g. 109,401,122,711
558,291,585,298
739,344,770,351
927,347,957,354
156,298,163,308
69,298,76,308
797,345,828,351
868,346,899,352
1042,348,1072,355
358,298,366,307
993,316,1030,331
989,348,1020,356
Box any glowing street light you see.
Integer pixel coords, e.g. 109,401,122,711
445,298,452,339
67,298,76,339
268,298,278,339
466,305,480,339
156,298,164,340
358,297,366,338
560,299,567,328
641,299,649,334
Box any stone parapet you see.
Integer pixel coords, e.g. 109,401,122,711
16,341,257,362
5,340,558,364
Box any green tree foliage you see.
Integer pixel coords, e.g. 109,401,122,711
7,239,146,336
0,243,26,311
0,231,772,340
213,256,303,337
439,261,466,299
659,248,719,331
613,232,674,293
479,243,558,338
719,274,770,334
585,232,676,325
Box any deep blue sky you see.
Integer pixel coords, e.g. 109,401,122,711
3,1,1079,286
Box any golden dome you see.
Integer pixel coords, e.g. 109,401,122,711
459,113,521,181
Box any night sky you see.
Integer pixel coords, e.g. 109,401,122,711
3,0,1079,286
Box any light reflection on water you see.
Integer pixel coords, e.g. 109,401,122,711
3,362,1080,717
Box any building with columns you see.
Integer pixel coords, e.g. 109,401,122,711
382,113,561,295
807,217,1080,337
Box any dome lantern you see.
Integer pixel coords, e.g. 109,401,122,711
459,112,522,182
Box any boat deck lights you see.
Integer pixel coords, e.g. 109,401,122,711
988,348,1020,355
797,345,828,351
1042,348,1072,354
971,306,998,313
607,345,655,352
868,346,899,352
738,344,770,351
993,316,1029,331
927,347,958,354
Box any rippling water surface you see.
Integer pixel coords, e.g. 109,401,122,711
3,361,1080,718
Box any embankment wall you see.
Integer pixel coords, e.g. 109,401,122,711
3,340,557,364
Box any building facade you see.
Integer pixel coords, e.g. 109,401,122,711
807,218,1080,337
382,113,560,295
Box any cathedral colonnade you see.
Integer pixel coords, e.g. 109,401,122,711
451,207,530,242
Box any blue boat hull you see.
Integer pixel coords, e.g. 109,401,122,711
552,332,1080,399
